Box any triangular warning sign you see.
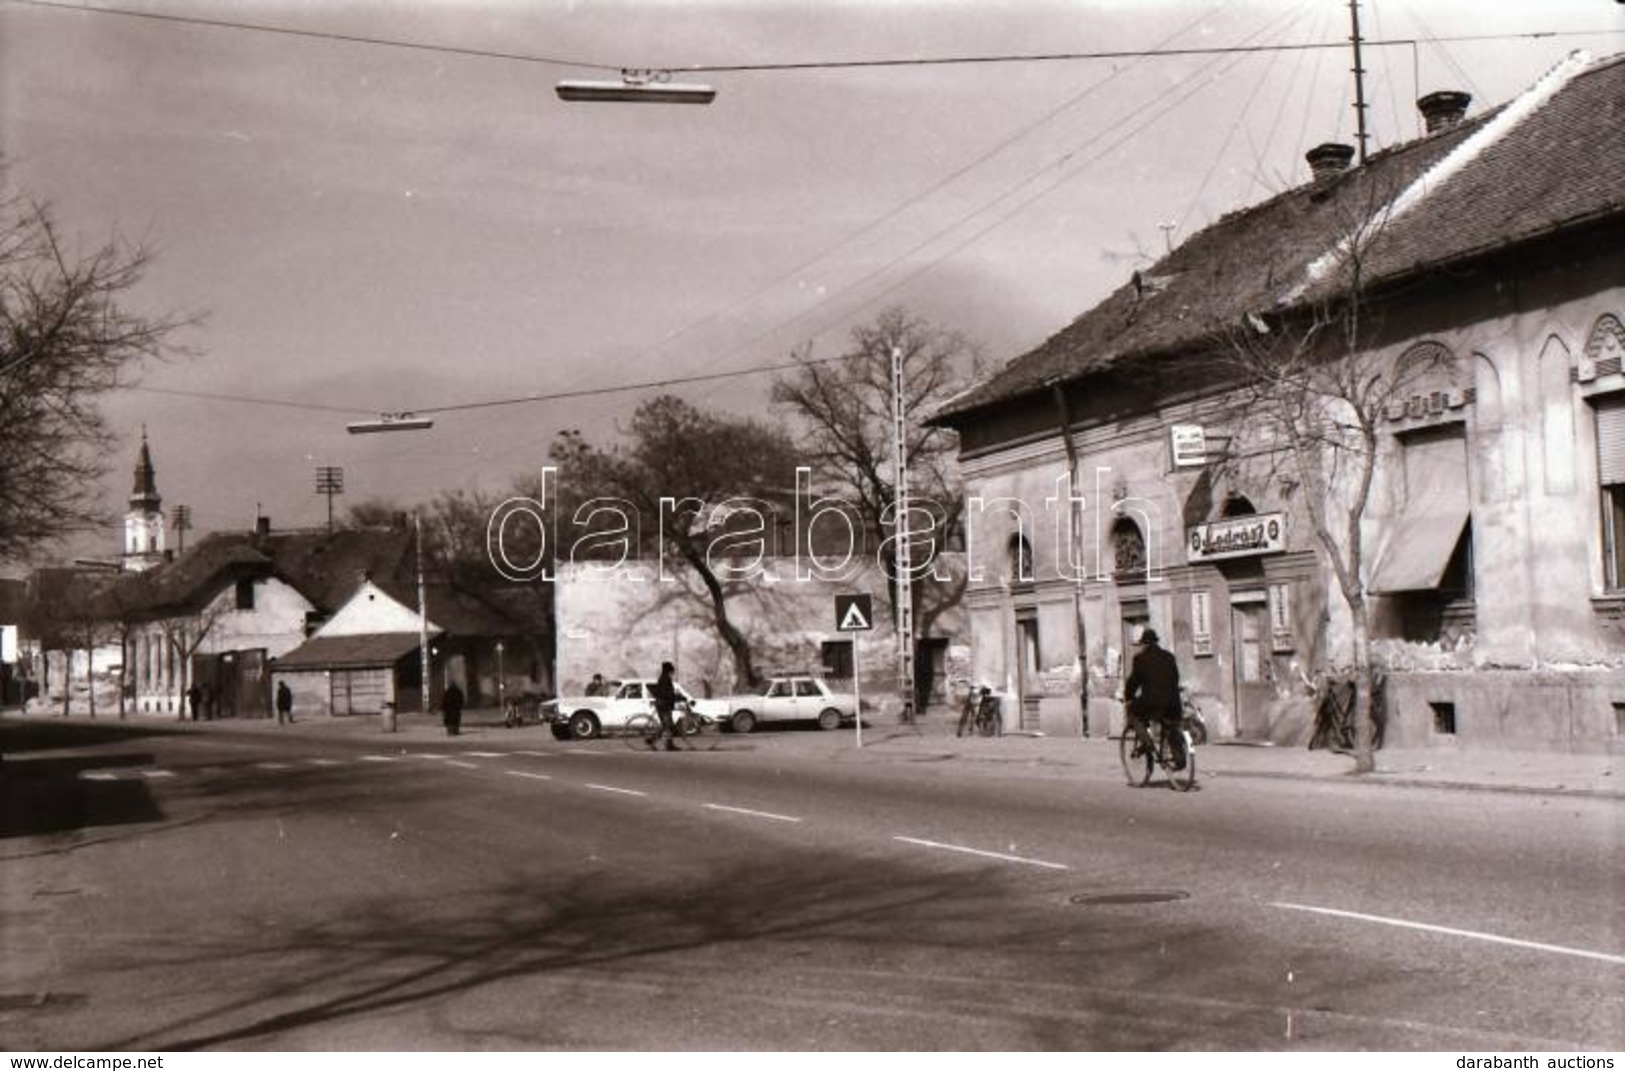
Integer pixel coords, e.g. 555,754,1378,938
839,601,870,631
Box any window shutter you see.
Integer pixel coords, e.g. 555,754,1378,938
1596,396,1625,486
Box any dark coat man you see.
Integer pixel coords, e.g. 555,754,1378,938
1125,629,1181,723
442,681,465,736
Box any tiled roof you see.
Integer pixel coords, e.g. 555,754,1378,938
933,50,1625,425
272,632,425,671
115,526,414,618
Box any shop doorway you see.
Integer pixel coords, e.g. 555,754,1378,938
1014,611,1040,731
1231,598,1272,738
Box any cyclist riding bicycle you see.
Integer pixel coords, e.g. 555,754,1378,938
651,661,680,752
1124,628,1186,770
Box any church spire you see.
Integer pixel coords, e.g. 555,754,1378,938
123,426,166,571
130,424,162,512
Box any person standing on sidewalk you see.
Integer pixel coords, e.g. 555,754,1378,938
442,680,465,736
275,681,294,725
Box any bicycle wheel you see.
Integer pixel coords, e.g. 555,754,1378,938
677,711,718,751
1119,727,1152,786
623,713,661,751
1168,730,1197,792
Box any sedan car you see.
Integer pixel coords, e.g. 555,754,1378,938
546,679,727,740
720,676,858,733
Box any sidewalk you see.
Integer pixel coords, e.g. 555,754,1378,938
838,712,1622,800
3,704,1619,800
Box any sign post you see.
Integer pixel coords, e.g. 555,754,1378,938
835,594,874,748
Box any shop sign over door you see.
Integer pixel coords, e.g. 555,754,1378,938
1187,512,1287,562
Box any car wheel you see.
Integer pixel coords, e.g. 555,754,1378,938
549,724,573,741
568,711,601,740
730,709,757,734
816,707,842,731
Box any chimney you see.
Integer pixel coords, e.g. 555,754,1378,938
1417,90,1471,134
1305,142,1356,183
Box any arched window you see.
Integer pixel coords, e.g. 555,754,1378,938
1221,494,1257,518
1006,533,1034,583
1111,517,1146,581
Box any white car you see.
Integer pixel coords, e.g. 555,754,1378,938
547,679,727,740
721,676,859,734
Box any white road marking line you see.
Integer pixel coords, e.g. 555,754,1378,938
79,771,119,781
359,755,396,763
255,762,294,771
513,750,553,758
444,760,479,770
1271,901,1625,966
585,783,647,797
893,835,1070,872
506,770,552,782
413,753,451,760
466,751,504,758
307,758,343,767
140,769,176,779
703,803,802,823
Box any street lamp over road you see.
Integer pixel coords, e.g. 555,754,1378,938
556,69,716,105
346,412,435,434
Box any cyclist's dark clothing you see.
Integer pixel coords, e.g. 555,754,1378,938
1125,641,1184,766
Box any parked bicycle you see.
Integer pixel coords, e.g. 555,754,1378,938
1120,709,1198,791
1181,686,1209,747
624,701,719,751
502,693,544,729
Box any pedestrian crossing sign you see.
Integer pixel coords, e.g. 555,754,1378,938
835,594,874,632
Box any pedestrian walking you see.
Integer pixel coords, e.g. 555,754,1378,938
186,683,203,721
651,661,679,751
275,681,293,725
442,680,465,736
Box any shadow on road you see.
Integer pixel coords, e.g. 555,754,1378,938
0,752,166,840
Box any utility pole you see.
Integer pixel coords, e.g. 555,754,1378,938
1348,0,1371,165
315,466,344,534
890,343,916,720
171,505,192,554
416,513,431,723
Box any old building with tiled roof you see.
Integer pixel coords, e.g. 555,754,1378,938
930,51,1625,752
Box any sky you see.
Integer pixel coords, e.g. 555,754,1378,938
2,0,1621,566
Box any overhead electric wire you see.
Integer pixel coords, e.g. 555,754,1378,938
34,0,1620,425
589,0,1230,393
7,0,1617,77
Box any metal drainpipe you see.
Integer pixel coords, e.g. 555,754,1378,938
1051,383,1091,737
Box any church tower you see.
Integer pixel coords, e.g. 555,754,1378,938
123,428,166,572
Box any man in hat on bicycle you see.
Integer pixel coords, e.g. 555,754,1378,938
1124,628,1185,770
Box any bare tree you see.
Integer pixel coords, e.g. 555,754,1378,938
772,307,972,702
550,396,797,690
1212,198,1441,773
0,189,192,564
156,600,230,720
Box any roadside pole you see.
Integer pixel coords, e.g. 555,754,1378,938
834,593,874,750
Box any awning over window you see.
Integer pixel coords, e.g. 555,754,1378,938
1368,511,1469,593
1369,429,1470,594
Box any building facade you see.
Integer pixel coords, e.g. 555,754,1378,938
933,52,1625,752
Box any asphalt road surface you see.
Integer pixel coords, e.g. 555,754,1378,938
2,719,1620,1051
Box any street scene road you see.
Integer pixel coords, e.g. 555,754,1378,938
3,714,1619,1051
